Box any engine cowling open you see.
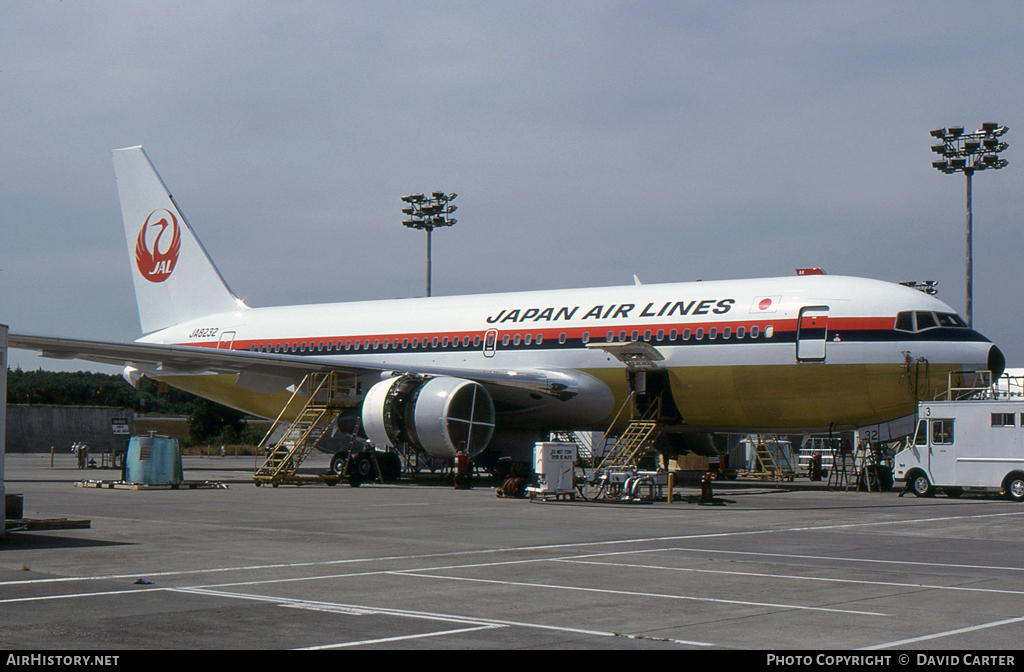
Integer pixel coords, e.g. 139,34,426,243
361,375,496,459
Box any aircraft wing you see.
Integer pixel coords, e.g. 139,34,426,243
8,333,589,405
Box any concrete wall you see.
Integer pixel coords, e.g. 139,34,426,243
5,405,134,454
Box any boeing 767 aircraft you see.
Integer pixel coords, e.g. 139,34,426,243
10,147,1005,464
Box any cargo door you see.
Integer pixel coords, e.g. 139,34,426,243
795,306,829,362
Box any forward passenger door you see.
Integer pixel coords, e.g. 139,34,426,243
795,306,829,362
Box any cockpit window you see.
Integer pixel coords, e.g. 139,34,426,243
915,311,938,331
937,312,967,328
896,310,967,333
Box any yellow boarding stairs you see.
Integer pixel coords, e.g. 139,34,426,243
742,435,796,482
253,372,357,487
589,395,665,499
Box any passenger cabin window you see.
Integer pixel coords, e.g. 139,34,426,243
932,419,955,445
992,413,1016,427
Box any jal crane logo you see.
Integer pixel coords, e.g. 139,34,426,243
135,209,181,283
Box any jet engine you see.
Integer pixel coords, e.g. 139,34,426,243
361,374,495,459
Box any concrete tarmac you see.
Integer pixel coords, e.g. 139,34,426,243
2,453,1023,651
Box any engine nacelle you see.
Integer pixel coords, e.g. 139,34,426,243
361,375,495,459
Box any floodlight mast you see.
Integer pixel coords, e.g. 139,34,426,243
400,192,458,297
930,123,1009,327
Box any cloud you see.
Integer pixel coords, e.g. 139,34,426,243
1,1,1022,370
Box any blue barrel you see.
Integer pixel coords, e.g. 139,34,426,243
125,437,183,485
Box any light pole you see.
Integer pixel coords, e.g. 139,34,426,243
400,192,457,297
930,123,1009,327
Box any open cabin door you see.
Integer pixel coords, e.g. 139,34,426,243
795,306,829,362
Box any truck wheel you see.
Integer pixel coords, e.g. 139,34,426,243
910,473,934,498
1003,474,1024,502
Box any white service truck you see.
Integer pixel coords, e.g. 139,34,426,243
894,398,1024,501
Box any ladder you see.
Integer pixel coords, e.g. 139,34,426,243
591,395,664,476
744,435,796,481
594,418,663,472
827,438,858,490
253,372,350,486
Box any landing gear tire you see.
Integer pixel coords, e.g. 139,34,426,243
330,451,349,476
354,455,375,479
1003,474,1024,502
348,453,374,487
911,473,934,498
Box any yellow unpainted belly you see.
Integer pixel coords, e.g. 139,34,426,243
157,362,957,434
152,374,302,421
586,363,958,431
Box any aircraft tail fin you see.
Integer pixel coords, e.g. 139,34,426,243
112,146,245,334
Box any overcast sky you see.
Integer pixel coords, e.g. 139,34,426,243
2,1,1022,372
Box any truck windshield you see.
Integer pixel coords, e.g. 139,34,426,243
914,419,928,446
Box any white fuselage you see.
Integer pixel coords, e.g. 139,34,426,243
137,274,998,434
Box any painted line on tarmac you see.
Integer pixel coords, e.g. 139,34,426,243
862,614,1024,649
299,625,505,649
3,509,1019,590
388,570,887,617
0,586,165,604
172,586,714,647
555,558,1024,598
659,547,1024,574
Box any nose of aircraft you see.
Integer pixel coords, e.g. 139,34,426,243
989,344,1006,379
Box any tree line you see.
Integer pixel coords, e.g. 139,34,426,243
6,368,261,446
